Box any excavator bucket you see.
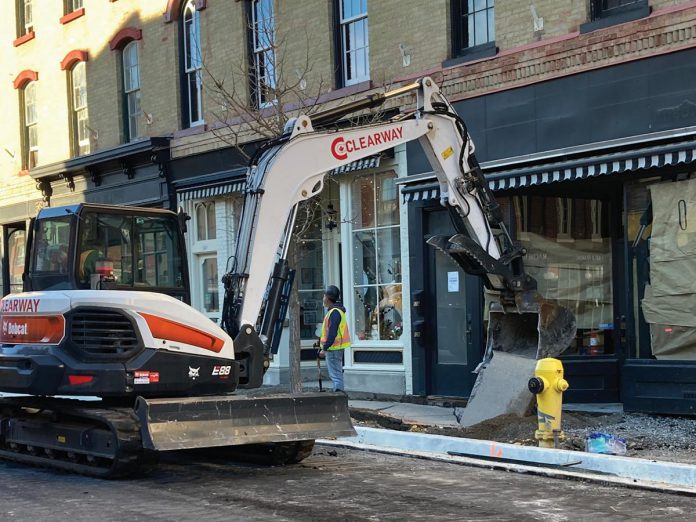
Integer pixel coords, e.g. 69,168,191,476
135,391,355,452
426,233,577,426
458,293,577,427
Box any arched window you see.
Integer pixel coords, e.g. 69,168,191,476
70,61,89,156
182,0,203,127
196,202,216,241
122,41,141,141
21,81,38,169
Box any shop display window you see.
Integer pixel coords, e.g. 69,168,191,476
506,195,614,356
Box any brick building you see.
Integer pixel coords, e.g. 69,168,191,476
3,1,696,411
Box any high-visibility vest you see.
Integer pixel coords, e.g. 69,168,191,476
320,307,351,351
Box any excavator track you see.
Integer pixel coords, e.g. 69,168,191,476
0,398,154,478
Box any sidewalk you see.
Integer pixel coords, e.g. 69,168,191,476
342,391,696,468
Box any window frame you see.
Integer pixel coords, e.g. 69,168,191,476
195,201,216,242
446,0,496,66
337,0,370,88
181,0,203,128
20,81,38,170
250,0,276,108
69,61,90,157
122,40,141,142
581,0,649,33
65,0,83,14
346,170,403,345
17,0,34,37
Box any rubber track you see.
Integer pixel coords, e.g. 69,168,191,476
0,398,150,478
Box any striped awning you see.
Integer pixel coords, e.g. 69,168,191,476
175,167,248,202
177,179,246,201
402,138,696,202
330,155,381,175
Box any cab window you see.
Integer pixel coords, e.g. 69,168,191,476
33,217,71,275
77,212,184,290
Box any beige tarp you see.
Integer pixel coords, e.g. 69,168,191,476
642,177,696,358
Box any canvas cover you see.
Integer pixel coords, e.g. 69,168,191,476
642,178,696,358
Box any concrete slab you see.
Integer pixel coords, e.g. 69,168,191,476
350,400,461,427
455,351,536,427
321,426,696,494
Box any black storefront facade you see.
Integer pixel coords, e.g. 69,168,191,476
0,138,172,297
404,47,696,414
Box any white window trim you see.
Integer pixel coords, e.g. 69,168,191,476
23,81,38,169
341,170,404,356
71,61,89,156
339,0,370,86
67,0,83,13
183,0,204,127
197,253,221,321
123,41,141,142
22,0,33,34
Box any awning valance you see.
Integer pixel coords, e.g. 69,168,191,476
330,155,381,175
175,168,247,202
402,136,696,202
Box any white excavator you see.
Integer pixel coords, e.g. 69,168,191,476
0,77,575,477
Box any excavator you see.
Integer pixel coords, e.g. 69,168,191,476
0,77,576,477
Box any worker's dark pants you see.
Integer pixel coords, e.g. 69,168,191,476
325,349,345,392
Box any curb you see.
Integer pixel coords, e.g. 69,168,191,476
318,427,696,495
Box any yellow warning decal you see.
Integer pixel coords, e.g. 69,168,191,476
441,146,455,160
57,435,66,444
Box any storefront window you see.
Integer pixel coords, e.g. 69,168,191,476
296,202,325,340
202,257,219,313
509,195,614,356
351,171,402,341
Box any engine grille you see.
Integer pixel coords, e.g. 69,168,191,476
70,309,141,360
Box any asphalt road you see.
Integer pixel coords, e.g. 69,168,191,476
0,445,693,521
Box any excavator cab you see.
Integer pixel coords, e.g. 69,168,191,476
24,204,190,304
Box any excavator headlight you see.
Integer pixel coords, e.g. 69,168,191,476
0,314,65,345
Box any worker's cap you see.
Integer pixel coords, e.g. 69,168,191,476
323,285,341,302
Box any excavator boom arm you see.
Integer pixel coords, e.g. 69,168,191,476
223,77,542,360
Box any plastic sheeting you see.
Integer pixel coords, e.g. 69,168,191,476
642,178,696,359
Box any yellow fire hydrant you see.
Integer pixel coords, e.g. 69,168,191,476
527,358,569,448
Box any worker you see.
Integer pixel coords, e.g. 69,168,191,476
317,285,351,393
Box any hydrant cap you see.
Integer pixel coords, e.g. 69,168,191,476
528,377,544,394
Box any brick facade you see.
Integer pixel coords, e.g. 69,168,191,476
3,1,696,207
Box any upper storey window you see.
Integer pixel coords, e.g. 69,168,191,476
182,0,203,127
122,41,141,141
70,62,90,156
18,0,33,35
447,0,496,64
251,0,276,107
339,0,369,86
581,0,649,33
21,81,39,169
65,0,83,13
